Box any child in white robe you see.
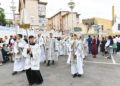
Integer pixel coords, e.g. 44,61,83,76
23,35,43,86
37,34,46,63
12,34,26,75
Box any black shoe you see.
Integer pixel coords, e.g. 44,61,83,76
29,83,33,86
107,57,111,59
12,72,18,75
47,63,50,66
47,60,50,66
35,81,43,85
2,61,6,64
21,70,25,72
73,74,77,78
44,61,46,64
52,60,54,65
11,61,14,63
78,74,82,77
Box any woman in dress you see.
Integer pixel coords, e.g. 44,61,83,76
92,36,97,58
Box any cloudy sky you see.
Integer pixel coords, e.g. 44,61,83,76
0,0,119,20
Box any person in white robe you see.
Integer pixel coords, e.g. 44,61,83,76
83,36,88,58
63,38,68,56
56,37,61,56
67,34,73,64
37,34,46,63
46,33,58,66
69,34,84,78
54,37,59,59
65,37,70,56
12,34,26,75
22,35,43,86
59,38,64,56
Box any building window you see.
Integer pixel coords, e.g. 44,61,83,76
118,24,120,30
39,17,45,23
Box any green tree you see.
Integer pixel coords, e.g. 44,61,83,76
0,8,6,26
6,20,13,27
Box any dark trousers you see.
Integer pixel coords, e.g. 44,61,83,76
88,45,92,54
97,46,99,54
113,48,117,54
26,68,43,85
1,50,9,63
117,43,120,52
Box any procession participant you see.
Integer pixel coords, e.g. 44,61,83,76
54,37,59,60
46,33,57,66
69,34,84,78
37,33,46,63
22,35,43,86
56,37,61,56
12,34,26,75
62,35,69,56
59,37,64,56
24,35,28,44
78,36,85,59
64,37,69,56
83,36,88,58
67,33,73,64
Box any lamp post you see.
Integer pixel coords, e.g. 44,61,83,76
30,16,34,30
10,0,17,35
68,0,75,33
10,0,16,27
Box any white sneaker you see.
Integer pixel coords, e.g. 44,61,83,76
117,52,120,55
105,57,108,59
0,63,2,66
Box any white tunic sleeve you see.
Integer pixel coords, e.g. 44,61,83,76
22,44,29,58
105,40,110,47
13,42,18,54
38,37,44,46
32,44,40,60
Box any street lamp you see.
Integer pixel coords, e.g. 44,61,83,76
30,16,34,30
10,0,16,27
68,0,75,33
